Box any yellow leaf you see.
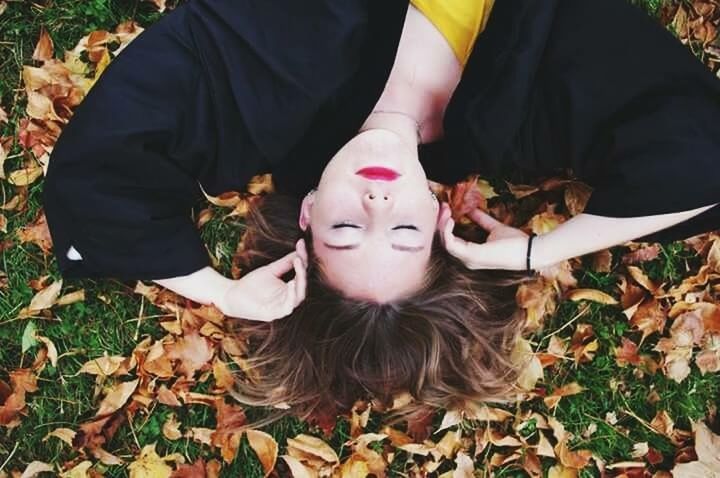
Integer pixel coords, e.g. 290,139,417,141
59,461,93,478
35,334,58,367
128,443,184,478
43,427,76,447
56,289,85,306
511,337,543,390
8,164,43,186
566,288,618,305
162,413,182,441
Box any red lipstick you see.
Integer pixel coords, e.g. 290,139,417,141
356,167,400,181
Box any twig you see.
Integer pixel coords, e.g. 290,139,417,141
0,441,19,472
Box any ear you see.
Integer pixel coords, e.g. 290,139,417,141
299,192,314,231
435,202,451,231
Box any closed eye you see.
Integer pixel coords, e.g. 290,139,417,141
393,225,419,231
332,223,361,229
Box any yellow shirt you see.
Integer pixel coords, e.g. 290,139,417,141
410,0,495,67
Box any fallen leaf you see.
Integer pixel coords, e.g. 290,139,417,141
564,181,593,216
58,461,93,478
163,413,183,441
211,400,247,463
8,163,43,186
166,332,215,379
672,421,720,477
16,211,53,254
246,429,279,477
20,461,54,478
96,379,138,416
615,337,642,367
43,427,76,447
511,337,544,390
566,288,618,305
128,443,184,478
543,382,584,409
32,28,54,62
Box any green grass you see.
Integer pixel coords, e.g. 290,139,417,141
3,0,718,476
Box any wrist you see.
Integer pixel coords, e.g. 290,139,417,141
528,233,558,270
211,276,237,315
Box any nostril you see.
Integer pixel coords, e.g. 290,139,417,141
383,196,388,201
368,193,375,200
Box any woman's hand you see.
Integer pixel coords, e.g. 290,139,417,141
439,203,530,270
216,239,308,321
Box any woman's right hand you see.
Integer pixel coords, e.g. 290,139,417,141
215,239,308,321
439,203,530,271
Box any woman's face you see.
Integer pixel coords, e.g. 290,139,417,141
299,128,442,302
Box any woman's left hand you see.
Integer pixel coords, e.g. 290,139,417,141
216,239,308,321
439,204,530,270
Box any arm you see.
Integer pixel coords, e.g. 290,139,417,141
532,204,718,269
154,240,308,321
439,203,719,271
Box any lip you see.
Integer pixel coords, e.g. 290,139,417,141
356,167,400,181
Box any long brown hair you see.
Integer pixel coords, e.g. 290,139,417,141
229,194,527,429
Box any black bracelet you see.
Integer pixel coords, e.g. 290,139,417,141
526,233,537,276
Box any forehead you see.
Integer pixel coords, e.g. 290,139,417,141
315,243,431,302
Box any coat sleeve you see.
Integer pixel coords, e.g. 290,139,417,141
43,12,212,280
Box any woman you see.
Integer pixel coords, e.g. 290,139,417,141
43,0,720,421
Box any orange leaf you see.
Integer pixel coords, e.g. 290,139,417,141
96,379,138,416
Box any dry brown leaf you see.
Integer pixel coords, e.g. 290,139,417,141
564,181,593,216
696,334,720,374
32,28,54,62
570,324,598,365
211,400,247,463
506,181,539,199
630,299,667,343
16,211,53,254
448,175,487,221
516,277,558,332
615,337,642,367
528,210,566,234
0,369,38,427
58,461,93,478
247,173,274,195
281,455,318,478
56,289,85,306
20,461,54,478
96,379,138,416
79,355,129,376
672,421,720,477
246,429,279,477
286,433,339,464
566,288,618,305
543,382,584,409
166,331,215,379
622,244,661,265
511,337,544,390
35,334,58,367
163,413,183,441
128,443,184,478
627,266,661,294
43,427,76,447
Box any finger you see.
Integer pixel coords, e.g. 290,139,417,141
295,238,308,266
265,250,298,277
468,209,503,232
292,256,307,305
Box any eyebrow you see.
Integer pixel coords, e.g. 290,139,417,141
322,243,425,253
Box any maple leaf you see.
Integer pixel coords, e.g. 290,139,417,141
630,298,667,343
511,337,544,390
564,181,593,216
570,324,598,365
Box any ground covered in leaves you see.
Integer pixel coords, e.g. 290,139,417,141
1,0,720,477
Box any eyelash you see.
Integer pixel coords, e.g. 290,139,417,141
331,223,418,231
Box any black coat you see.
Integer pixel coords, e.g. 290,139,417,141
43,0,720,280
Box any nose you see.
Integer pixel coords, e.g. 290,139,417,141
362,186,392,212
